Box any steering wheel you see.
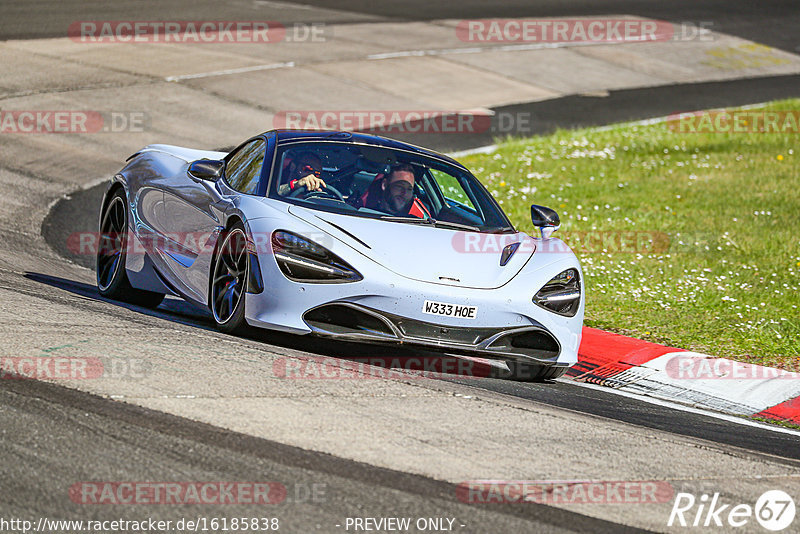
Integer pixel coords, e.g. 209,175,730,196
288,183,345,202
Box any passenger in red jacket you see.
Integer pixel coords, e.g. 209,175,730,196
352,164,431,218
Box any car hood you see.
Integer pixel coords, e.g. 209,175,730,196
287,205,534,289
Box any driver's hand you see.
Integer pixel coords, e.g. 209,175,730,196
296,175,326,191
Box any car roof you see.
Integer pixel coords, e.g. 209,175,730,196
267,129,467,171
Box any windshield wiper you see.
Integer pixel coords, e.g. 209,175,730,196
379,215,434,224
484,225,516,233
429,220,481,232
379,216,480,232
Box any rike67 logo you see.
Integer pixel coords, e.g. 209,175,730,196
668,490,795,531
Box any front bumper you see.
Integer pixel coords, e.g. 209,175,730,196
243,217,583,368
301,301,563,364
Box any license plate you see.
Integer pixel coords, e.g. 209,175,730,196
422,300,477,319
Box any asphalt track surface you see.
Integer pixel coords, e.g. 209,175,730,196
6,1,800,532
2,377,640,534
2,0,799,56
42,122,800,462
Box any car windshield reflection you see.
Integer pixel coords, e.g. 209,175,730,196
271,141,514,233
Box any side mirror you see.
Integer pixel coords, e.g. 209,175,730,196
531,204,561,239
188,159,224,182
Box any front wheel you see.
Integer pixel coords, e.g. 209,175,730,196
96,189,164,308
210,222,250,334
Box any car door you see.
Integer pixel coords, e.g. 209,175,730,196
160,138,267,303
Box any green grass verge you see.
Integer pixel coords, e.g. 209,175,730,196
460,99,800,370
750,416,800,431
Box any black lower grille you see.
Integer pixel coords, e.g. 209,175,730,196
487,330,560,359
304,303,561,360
382,312,499,345
304,304,395,337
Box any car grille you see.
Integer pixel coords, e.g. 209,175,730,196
303,302,560,360
382,312,499,345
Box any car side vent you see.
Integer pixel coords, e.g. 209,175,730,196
500,242,520,266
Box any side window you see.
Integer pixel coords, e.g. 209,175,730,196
226,139,265,194
429,168,477,213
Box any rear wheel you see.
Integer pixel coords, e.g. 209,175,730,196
96,189,165,308
210,222,250,334
492,362,568,382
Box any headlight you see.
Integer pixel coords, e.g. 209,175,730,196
271,231,362,283
533,268,581,317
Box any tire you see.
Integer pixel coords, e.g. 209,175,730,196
492,362,569,382
210,221,250,335
96,188,165,309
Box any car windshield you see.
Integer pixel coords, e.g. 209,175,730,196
269,141,514,233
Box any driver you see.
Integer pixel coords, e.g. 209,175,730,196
277,151,325,196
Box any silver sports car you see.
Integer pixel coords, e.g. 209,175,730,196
97,130,583,379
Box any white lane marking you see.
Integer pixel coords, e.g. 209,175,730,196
593,100,778,130
164,24,673,81
253,0,315,9
368,47,486,59
165,61,295,82
365,36,673,61
449,145,499,158
448,100,780,158
627,352,800,414
560,378,800,437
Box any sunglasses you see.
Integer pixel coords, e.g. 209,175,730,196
300,164,321,177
